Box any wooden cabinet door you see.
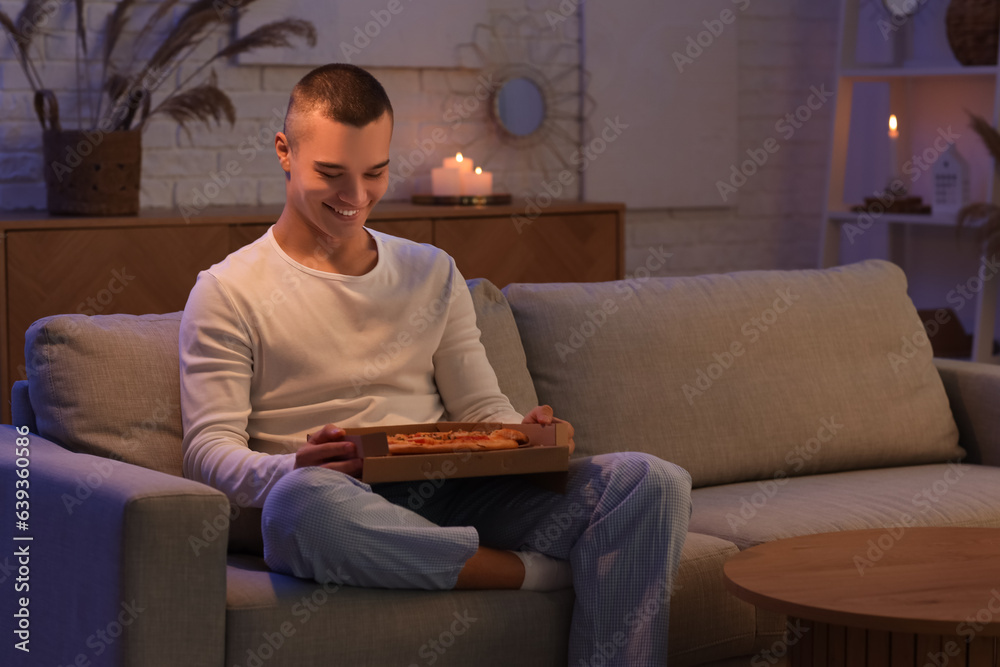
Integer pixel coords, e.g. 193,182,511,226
435,213,621,287
6,225,231,386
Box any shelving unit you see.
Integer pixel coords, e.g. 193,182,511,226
820,0,1000,363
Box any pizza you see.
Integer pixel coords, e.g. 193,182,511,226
387,428,529,455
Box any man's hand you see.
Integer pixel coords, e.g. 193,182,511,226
295,423,363,478
522,405,575,455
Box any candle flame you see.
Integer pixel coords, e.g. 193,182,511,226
889,115,897,131
475,167,482,174
455,152,464,162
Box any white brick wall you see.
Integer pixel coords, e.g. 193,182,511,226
0,0,839,276
629,2,839,276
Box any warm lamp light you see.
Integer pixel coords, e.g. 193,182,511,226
888,114,898,138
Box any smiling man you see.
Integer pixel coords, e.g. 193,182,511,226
179,64,691,666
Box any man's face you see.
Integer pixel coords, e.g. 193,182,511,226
276,111,392,237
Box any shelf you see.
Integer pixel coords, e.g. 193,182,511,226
828,211,961,227
840,66,998,80
823,0,1000,365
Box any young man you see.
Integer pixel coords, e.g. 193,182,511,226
179,64,691,665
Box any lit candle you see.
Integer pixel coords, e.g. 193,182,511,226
461,166,493,196
431,166,462,196
443,152,473,173
888,114,899,180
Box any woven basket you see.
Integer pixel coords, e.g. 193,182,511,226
43,129,141,216
946,0,1000,66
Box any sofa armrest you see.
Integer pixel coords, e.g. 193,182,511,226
10,380,37,434
934,358,1000,466
0,425,228,667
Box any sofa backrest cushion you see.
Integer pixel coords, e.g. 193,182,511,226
503,259,964,488
24,312,185,477
467,278,539,416
21,279,536,481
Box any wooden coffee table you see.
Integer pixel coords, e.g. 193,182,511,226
723,527,1000,666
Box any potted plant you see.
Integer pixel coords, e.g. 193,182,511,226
956,112,1000,254
0,0,315,215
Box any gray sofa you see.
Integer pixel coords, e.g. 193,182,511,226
4,258,1000,666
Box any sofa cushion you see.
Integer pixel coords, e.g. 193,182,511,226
226,533,753,667
466,278,539,416
503,260,963,488
689,463,1000,550
225,554,573,666
24,312,185,477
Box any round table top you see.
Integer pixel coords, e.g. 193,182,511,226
723,527,1000,636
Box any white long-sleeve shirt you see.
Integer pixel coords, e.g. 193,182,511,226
179,226,522,507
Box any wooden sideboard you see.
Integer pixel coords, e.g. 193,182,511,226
0,200,624,424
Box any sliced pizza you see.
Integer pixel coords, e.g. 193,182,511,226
387,427,529,455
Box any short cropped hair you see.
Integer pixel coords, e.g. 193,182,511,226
283,64,393,149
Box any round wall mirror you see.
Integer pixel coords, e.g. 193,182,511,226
494,77,546,137
882,0,923,19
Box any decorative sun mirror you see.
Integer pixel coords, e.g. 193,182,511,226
451,16,591,197
493,76,547,138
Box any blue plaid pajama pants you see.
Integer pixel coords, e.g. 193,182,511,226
261,452,692,666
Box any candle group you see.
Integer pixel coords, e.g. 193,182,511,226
431,153,493,197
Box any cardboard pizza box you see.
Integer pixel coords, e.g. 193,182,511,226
342,421,570,490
